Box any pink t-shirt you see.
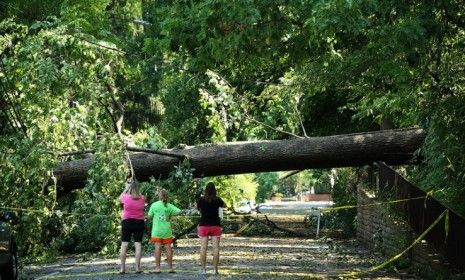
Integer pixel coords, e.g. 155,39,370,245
120,193,145,220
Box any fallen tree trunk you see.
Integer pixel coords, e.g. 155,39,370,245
54,128,425,193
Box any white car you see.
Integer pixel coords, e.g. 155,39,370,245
257,204,272,210
235,200,257,214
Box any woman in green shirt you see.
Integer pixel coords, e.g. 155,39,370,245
147,189,181,273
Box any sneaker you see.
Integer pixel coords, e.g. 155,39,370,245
198,268,207,275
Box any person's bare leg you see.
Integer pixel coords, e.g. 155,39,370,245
165,244,174,272
212,237,221,274
134,242,142,272
154,243,162,272
119,242,129,273
199,237,208,271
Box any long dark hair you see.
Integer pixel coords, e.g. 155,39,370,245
204,182,217,202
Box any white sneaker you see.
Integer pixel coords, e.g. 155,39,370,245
199,268,207,275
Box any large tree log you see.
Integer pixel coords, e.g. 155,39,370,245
54,128,425,193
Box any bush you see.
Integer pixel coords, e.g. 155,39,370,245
61,215,113,254
329,168,358,236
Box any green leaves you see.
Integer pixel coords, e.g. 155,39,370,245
60,0,112,35
0,15,132,257
1,0,465,260
255,172,279,203
207,174,258,207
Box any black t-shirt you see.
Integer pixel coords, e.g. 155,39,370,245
197,197,225,226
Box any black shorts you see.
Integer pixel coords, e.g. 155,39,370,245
121,219,144,242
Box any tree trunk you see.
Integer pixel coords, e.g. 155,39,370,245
54,128,425,194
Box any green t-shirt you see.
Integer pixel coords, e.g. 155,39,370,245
148,201,181,238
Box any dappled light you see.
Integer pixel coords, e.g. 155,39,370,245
25,237,410,279
1,0,464,279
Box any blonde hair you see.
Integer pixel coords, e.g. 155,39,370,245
128,181,141,199
159,189,169,207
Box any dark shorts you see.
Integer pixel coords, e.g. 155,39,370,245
122,219,144,242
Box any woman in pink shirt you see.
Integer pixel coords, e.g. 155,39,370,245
119,180,145,274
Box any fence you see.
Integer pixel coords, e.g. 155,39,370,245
377,162,465,271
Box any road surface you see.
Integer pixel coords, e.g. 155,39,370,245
24,236,418,279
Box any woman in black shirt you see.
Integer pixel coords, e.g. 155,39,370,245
197,182,226,275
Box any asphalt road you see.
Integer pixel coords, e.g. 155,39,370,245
24,236,419,280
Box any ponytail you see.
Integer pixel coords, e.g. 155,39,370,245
128,180,141,200
159,189,169,207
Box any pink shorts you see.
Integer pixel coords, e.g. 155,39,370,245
197,226,222,237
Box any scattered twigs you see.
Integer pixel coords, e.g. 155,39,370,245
262,215,305,237
232,214,307,237
234,217,255,236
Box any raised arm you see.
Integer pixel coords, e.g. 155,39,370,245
119,184,130,201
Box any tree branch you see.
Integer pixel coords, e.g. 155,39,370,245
279,170,303,180
294,104,308,138
0,97,20,134
57,149,95,157
70,34,126,54
105,82,124,135
97,98,120,134
126,145,187,160
0,77,27,136
57,146,186,159
246,114,303,138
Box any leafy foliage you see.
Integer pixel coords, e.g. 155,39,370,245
149,160,197,209
255,172,279,203
1,0,465,262
205,175,258,207
326,168,358,235
0,14,130,257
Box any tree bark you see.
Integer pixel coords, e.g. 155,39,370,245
54,128,425,194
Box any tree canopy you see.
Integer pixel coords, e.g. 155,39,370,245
1,0,464,258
